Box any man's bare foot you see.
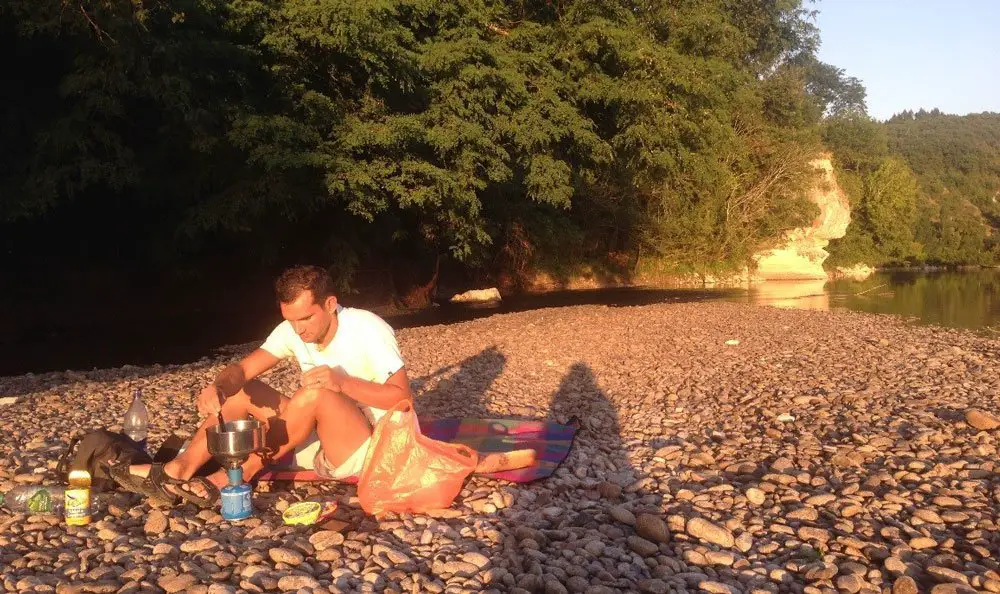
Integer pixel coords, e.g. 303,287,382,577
127,463,152,479
127,459,185,481
164,470,228,501
474,449,537,473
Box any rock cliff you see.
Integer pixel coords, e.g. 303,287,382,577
753,157,854,280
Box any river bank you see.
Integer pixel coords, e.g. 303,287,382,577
3,301,1000,594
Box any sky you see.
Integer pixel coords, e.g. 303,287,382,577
813,0,1000,121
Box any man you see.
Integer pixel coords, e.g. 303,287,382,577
114,264,413,505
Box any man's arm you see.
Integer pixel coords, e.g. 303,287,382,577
339,367,413,410
195,349,281,417
213,348,281,397
303,365,412,410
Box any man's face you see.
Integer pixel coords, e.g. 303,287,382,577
280,290,336,344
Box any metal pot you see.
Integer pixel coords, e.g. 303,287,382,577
207,419,265,468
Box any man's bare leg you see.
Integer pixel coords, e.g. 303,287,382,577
214,386,372,486
128,380,287,480
149,385,373,499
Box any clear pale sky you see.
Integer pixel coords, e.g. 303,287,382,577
813,0,1000,121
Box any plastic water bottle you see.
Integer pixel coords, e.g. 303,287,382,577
123,389,149,451
0,485,66,514
1,484,107,517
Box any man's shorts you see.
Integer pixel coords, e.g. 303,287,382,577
292,432,370,481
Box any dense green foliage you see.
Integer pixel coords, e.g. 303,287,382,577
826,110,1000,268
0,0,873,301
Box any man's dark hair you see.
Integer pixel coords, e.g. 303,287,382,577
275,265,335,304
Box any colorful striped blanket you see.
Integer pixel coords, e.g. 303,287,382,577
256,416,579,484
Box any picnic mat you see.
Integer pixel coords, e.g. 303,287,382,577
256,416,580,484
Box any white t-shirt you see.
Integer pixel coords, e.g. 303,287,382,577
260,305,404,426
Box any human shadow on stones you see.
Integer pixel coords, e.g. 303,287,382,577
410,346,507,417
546,362,653,495
514,362,678,586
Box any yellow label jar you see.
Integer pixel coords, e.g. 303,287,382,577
65,470,92,526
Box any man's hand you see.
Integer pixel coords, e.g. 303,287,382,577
301,365,347,392
197,385,225,417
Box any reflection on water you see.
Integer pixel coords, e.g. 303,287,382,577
827,269,1000,332
746,269,1000,333
746,279,830,311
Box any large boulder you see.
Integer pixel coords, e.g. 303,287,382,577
449,287,502,303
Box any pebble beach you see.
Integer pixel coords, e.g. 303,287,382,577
2,301,1000,594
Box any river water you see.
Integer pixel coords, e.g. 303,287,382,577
4,270,998,376
741,269,1000,333
392,269,1000,335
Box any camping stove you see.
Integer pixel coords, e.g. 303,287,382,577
207,419,265,520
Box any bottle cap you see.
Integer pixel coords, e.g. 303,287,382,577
68,470,91,488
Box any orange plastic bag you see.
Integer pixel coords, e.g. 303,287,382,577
357,399,478,516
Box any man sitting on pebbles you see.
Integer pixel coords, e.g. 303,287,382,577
111,264,414,506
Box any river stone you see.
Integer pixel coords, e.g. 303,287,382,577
930,585,977,594
686,518,735,548
545,578,569,594
941,511,969,523
635,513,670,543
745,488,766,505
152,543,177,556
837,574,863,593
180,537,219,553
914,509,944,524
805,493,836,506
885,557,907,575
461,552,491,569
144,510,168,535
439,561,478,577
966,409,1000,430
699,581,735,594
909,537,937,550
158,574,197,593
735,532,753,552
628,535,659,556
277,575,320,590
788,507,819,521
567,576,589,593
893,576,918,594
598,482,622,499
609,506,636,525
933,496,962,507
240,565,269,579
927,567,970,584
376,545,412,565
309,529,346,550
638,579,669,594
268,547,304,565
705,551,735,566
584,540,605,556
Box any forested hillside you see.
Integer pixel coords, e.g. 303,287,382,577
825,111,1000,268
1,0,864,305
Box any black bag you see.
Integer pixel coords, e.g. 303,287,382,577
55,430,153,493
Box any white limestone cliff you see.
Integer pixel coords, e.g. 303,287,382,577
752,156,865,281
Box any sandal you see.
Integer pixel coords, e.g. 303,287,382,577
109,458,179,508
107,434,188,507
